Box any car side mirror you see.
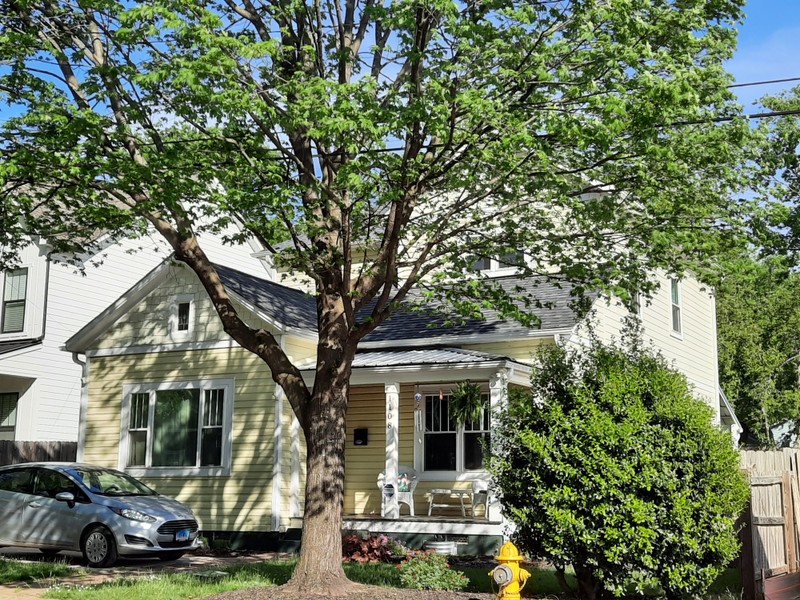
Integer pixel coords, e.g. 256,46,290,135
55,491,76,508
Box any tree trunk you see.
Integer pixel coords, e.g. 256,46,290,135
284,338,361,595
573,564,603,600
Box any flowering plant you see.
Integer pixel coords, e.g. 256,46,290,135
396,549,469,591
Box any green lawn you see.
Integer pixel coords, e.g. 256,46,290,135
3,557,738,600
0,557,75,585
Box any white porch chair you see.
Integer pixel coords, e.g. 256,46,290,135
377,465,418,516
471,479,489,518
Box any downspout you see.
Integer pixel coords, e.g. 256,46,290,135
71,352,89,462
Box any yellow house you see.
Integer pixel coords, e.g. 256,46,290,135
64,259,739,554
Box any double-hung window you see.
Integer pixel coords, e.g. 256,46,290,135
424,390,490,472
670,279,682,335
2,268,28,334
0,393,18,441
122,379,233,476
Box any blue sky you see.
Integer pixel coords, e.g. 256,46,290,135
727,0,800,108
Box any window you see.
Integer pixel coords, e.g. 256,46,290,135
122,379,233,475
670,279,682,335
2,268,27,333
472,253,525,274
424,391,490,472
0,393,18,441
169,294,195,338
177,303,190,331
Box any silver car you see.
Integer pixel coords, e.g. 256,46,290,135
0,462,201,567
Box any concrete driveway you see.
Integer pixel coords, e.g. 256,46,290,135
0,546,288,599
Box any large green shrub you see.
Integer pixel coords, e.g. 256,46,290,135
490,339,749,600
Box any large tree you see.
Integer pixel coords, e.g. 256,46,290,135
1,0,752,594
716,255,800,448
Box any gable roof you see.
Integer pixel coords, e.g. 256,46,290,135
362,276,581,346
65,260,581,353
214,264,317,331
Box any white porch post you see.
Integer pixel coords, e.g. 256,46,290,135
488,369,509,522
383,382,400,518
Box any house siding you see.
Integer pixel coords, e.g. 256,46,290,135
587,274,720,420
0,229,270,443
83,348,279,532
344,382,484,518
463,338,553,364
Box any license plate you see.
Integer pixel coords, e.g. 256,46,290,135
175,529,190,542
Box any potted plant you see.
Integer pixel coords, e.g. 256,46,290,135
449,381,484,424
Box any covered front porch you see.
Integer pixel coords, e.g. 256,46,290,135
308,347,536,535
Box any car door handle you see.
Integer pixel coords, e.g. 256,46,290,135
28,501,42,508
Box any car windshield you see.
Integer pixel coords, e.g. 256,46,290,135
65,467,157,497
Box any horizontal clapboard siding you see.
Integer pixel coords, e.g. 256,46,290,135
83,348,278,532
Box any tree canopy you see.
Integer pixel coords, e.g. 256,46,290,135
716,255,800,448
0,0,753,593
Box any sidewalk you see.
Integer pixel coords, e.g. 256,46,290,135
0,547,289,599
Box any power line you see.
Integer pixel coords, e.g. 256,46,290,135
729,77,800,89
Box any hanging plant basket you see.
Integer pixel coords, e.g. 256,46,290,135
449,381,484,424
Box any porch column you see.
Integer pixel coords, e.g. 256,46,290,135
488,369,509,521
383,382,400,518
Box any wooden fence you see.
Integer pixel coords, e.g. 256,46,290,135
740,449,800,599
0,440,77,465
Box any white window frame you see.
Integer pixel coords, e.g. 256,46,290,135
0,392,18,441
119,378,234,477
471,252,526,276
1,267,28,335
670,278,682,337
169,293,196,340
418,384,490,479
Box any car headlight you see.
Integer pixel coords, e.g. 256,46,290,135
109,506,157,523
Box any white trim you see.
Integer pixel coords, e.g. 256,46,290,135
342,517,504,536
83,329,315,358
119,378,235,477
290,406,301,518
0,262,36,339
416,382,491,476
168,293,196,341
358,329,572,350
383,382,400,518
271,337,286,530
670,278,683,339
303,362,532,388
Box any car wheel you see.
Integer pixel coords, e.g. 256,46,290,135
81,525,118,568
157,551,185,562
39,548,61,558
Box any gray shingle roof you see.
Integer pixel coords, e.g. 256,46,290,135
215,264,317,331
363,276,582,343
216,265,580,341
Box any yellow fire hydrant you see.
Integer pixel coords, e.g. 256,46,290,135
488,541,531,600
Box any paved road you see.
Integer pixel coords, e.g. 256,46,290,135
0,547,284,599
